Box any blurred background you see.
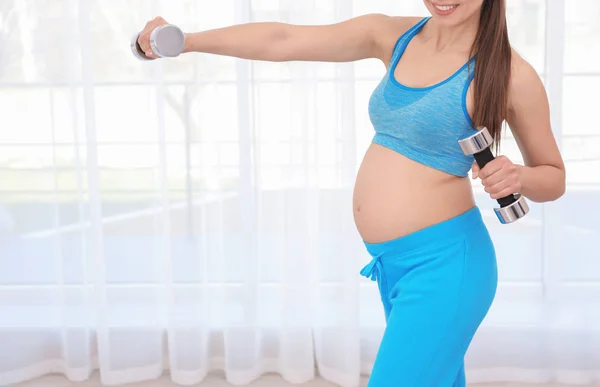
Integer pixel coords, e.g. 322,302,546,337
0,0,598,386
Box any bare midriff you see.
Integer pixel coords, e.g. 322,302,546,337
353,142,476,244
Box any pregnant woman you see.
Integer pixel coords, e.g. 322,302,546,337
137,1,565,385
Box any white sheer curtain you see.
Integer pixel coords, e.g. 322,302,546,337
0,0,599,386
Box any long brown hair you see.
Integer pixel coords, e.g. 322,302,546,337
469,0,511,152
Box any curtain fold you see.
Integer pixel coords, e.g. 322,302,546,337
0,0,599,386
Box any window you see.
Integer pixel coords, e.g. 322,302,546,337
0,0,598,321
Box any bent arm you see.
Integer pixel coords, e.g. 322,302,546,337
183,14,390,63
507,55,566,203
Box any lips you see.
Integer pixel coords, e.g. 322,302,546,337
432,3,459,15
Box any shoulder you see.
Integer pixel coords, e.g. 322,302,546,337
509,49,542,91
372,15,424,31
508,48,547,113
359,14,423,41
367,15,426,64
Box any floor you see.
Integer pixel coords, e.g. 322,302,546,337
11,374,595,387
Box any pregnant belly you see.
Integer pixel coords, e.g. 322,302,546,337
353,143,476,244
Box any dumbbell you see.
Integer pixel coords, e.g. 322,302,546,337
458,127,529,224
131,24,186,60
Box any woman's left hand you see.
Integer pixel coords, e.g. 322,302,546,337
471,156,522,200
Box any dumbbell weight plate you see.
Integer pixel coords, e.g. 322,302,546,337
131,24,186,60
494,194,529,224
150,25,185,58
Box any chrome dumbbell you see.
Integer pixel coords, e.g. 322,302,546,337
131,24,186,60
458,127,529,224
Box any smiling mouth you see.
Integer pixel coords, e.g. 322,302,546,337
432,3,459,14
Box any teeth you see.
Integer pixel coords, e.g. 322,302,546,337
435,4,458,11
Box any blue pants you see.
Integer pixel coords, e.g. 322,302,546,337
360,207,497,387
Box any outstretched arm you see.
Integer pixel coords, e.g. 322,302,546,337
138,14,392,63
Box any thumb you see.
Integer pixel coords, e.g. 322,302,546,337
471,162,480,179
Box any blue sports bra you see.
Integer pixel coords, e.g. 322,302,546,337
368,17,477,177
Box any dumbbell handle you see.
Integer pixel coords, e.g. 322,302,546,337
459,127,529,224
473,148,518,208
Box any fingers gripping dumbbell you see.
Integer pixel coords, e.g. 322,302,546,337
458,127,529,224
131,25,186,60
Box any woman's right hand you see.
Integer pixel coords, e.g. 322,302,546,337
137,16,169,59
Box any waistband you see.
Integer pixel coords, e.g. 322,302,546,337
360,207,484,282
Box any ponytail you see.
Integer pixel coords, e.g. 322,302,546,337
469,0,511,152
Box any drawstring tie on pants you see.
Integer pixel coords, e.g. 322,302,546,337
360,254,383,282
